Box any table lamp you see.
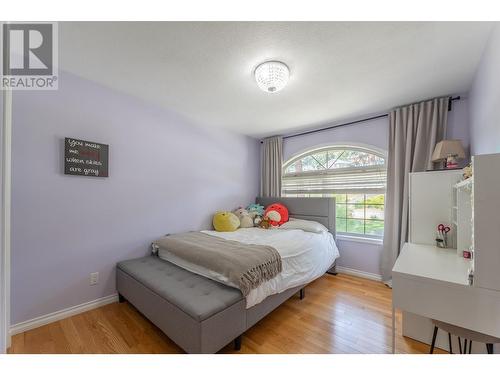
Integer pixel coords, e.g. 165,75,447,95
432,140,466,169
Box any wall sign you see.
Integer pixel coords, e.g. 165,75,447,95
64,137,109,177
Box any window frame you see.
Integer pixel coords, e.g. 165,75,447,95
332,192,385,238
282,145,387,240
283,145,386,175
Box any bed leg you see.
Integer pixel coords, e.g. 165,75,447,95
299,288,305,300
326,264,338,275
118,293,126,303
234,335,242,351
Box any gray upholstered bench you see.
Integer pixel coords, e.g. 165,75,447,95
116,256,246,353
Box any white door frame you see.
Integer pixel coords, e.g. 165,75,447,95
0,86,12,353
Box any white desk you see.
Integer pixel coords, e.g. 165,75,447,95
391,242,500,353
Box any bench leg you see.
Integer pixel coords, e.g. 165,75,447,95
299,288,305,300
118,293,126,303
234,335,242,351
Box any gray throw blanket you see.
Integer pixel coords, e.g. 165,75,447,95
152,232,282,296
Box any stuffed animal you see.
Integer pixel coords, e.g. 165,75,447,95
463,164,473,180
246,203,265,217
213,211,240,232
264,203,289,227
258,216,271,229
246,203,265,226
233,207,254,228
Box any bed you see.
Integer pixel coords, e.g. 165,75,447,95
116,197,338,353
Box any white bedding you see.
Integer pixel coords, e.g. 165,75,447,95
157,227,339,308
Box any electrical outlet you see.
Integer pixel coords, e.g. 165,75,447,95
90,272,99,285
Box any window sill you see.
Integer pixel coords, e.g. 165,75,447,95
336,234,383,245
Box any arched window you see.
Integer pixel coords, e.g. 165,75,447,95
282,145,387,239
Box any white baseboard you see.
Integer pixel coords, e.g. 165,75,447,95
10,294,118,336
335,266,383,281
8,267,380,336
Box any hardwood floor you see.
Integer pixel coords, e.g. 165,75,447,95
8,273,445,354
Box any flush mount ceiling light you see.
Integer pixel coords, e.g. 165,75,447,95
254,61,290,93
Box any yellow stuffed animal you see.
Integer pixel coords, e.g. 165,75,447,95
213,211,240,232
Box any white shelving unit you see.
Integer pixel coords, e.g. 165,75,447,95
470,153,500,291
451,153,500,291
396,153,500,353
453,177,473,259
409,157,500,289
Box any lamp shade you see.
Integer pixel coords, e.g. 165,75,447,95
431,140,466,162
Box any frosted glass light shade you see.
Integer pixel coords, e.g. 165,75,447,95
254,61,289,93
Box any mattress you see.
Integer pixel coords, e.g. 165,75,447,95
158,227,339,308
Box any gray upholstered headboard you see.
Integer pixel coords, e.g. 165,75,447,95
256,197,336,238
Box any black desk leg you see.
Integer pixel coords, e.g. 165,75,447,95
486,343,494,354
430,326,438,354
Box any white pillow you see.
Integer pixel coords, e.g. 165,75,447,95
279,218,329,233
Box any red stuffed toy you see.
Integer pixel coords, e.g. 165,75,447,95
264,203,289,227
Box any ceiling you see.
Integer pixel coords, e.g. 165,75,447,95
59,22,494,138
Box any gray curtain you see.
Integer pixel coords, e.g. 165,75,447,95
260,136,283,197
381,97,449,281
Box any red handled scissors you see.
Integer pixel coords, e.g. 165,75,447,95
438,224,451,234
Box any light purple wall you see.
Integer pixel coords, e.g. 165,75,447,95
283,116,389,162
469,25,500,156
11,71,259,324
281,102,470,276
446,97,470,159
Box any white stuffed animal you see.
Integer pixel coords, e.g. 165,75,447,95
233,207,254,228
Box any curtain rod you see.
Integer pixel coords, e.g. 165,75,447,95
260,96,461,143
